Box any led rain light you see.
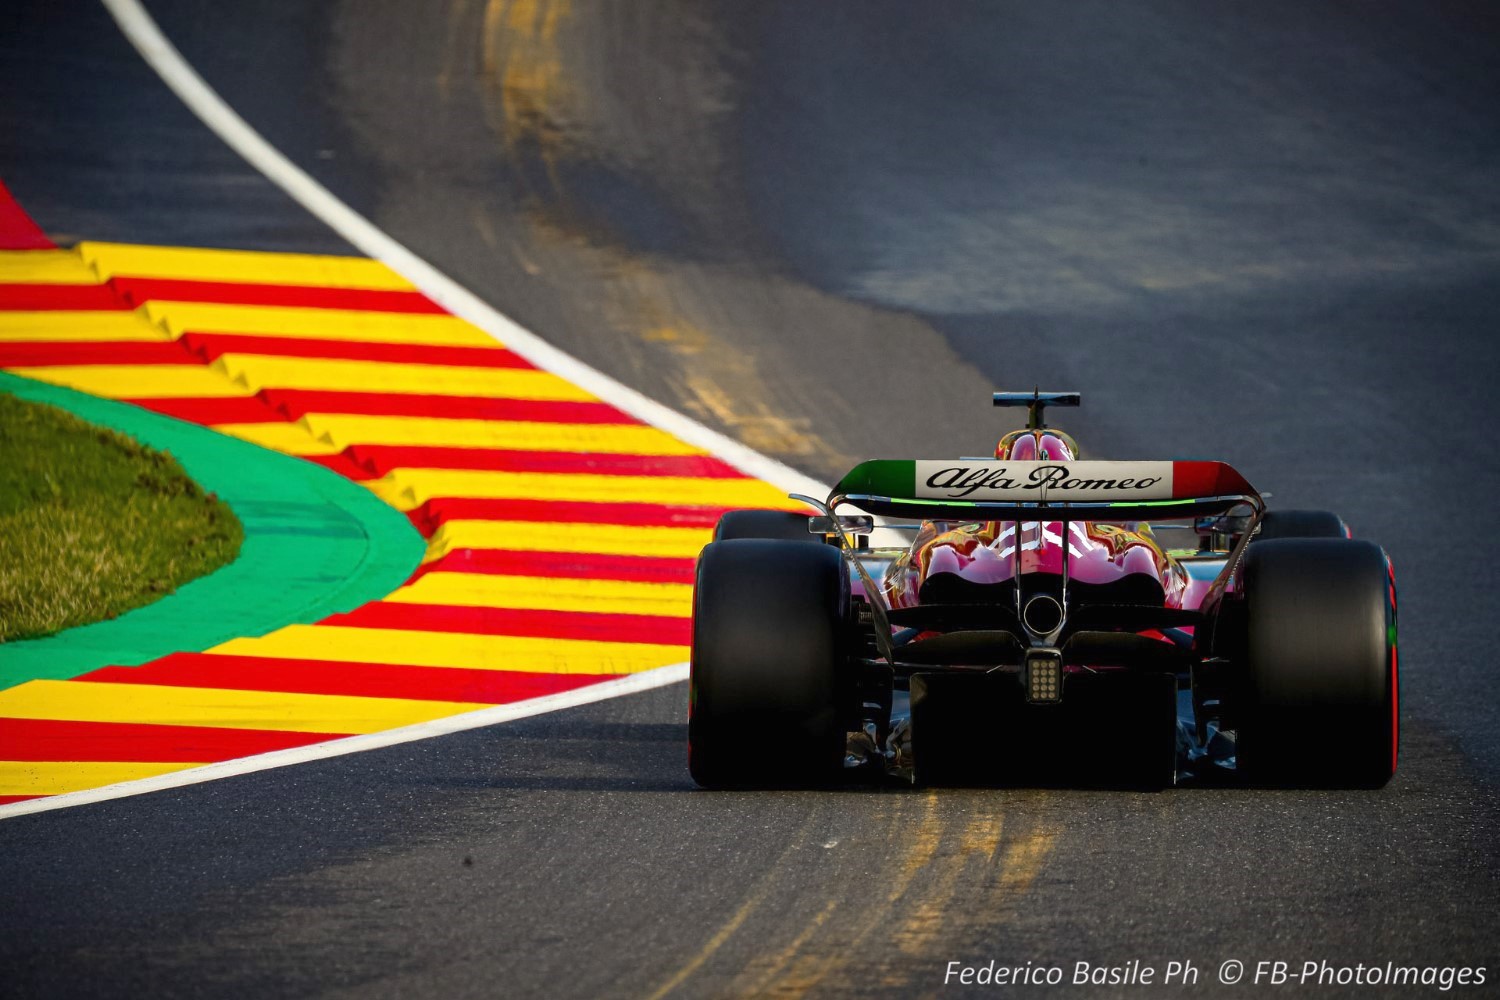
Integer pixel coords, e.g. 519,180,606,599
1025,651,1063,704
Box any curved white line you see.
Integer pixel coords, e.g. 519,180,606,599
3,0,835,818
98,0,829,502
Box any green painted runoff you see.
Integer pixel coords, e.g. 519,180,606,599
0,372,424,687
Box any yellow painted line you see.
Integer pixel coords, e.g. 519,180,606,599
960,811,1005,861
643,893,762,1000
733,900,841,998
424,520,712,560
897,810,1005,959
892,792,943,894
0,760,205,798
6,351,618,407
369,468,789,511
640,812,831,1000
0,311,166,342
992,824,1060,898
748,794,946,998
212,414,707,456
143,302,495,347
0,680,486,734
79,242,416,290
212,354,594,399
4,363,248,398
386,573,694,616
0,250,99,284
211,625,685,674
209,419,335,454
8,354,612,403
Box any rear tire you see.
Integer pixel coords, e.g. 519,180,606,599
713,509,816,542
1255,509,1349,541
689,540,851,788
1235,538,1397,787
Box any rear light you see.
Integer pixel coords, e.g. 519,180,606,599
1024,649,1063,704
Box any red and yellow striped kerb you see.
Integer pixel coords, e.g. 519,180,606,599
0,189,789,806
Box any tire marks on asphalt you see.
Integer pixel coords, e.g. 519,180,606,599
638,792,1060,999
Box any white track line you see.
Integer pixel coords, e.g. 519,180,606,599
99,0,827,502
0,665,688,819
0,0,832,819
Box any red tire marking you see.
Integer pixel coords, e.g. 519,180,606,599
253,389,638,424
1389,561,1400,776
110,277,444,313
0,340,195,367
321,444,748,479
1391,643,1400,775
178,331,529,368
0,180,53,249
127,394,291,424
324,602,691,646
411,549,698,585
409,498,733,531
0,284,123,311
0,717,346,762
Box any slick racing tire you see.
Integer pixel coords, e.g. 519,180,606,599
689,539,851,788
713,509,818,542
1236,538,1398,788
1254,509,1349,541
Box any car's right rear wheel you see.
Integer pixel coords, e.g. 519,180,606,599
689,539,851,788
1235,538,1397,787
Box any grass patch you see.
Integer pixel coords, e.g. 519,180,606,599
0,392,244,642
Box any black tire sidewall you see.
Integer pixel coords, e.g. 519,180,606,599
689,540,850,787
1237,538,1396,787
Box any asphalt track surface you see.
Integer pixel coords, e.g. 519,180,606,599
3,1,1500,996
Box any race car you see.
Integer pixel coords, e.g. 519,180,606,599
688,391,1398,789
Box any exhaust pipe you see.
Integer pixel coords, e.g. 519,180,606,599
1022,593,1064,636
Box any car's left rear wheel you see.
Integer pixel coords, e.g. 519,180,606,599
689,539,851,788
712,509,819,543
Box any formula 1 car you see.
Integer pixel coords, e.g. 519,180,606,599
688,391,1398,789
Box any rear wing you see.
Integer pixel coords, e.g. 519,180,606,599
829,459,1262,522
